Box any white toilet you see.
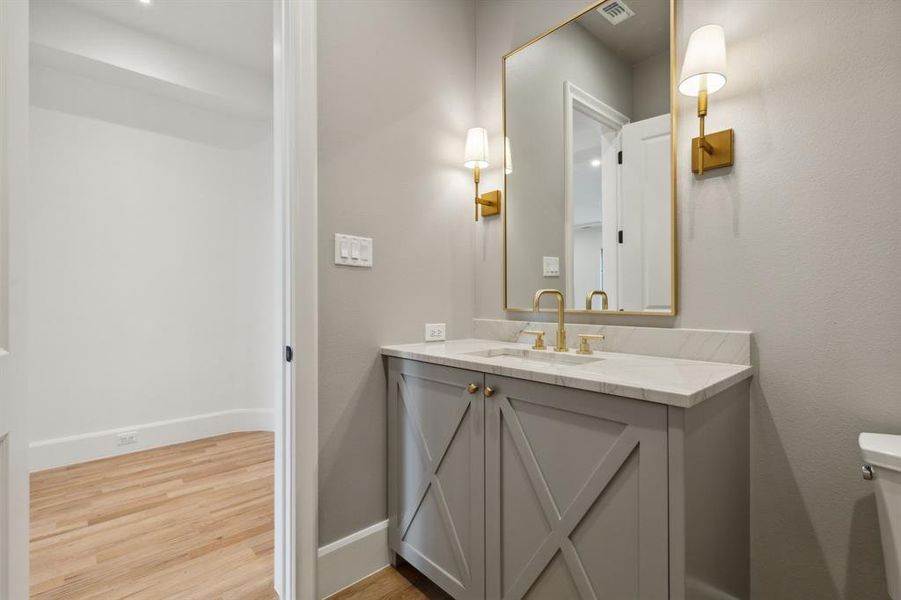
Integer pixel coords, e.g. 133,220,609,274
860,432,901,599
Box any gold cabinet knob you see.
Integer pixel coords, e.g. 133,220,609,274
484,386,495,398
467,383,479,394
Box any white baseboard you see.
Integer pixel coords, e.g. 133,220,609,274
317,519,390,599
29,408,274,472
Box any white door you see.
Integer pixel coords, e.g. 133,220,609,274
0,1,29,598
619,114,672,312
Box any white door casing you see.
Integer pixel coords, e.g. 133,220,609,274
279,0,319,598
0,1,29,598
563,82,628,310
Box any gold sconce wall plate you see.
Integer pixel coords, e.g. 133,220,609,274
478,190,501,217
691,129,733,174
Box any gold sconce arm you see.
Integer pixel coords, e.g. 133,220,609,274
691,89,733,175
472,164,501,222
473,164,481,221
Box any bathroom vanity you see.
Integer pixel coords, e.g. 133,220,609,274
382,338,752,600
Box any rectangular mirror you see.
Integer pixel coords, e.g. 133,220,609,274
503,0,676,314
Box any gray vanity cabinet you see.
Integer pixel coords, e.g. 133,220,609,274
484,375,669,600
389,358,671,599
387,359,486,600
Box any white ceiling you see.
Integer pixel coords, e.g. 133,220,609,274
61,0,273,73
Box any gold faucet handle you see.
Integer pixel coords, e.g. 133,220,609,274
577,334,605,355
522,330,547,350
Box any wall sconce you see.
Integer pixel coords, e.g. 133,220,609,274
679,24,733,175
463,127,501,221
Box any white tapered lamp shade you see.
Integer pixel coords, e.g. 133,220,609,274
504,137,513,175
463,127,489,169
679,24,727,97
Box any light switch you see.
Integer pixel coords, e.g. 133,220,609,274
543,256,560,277
360,239,371,262
335,234,373,267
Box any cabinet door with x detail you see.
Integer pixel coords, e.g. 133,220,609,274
485,375,668,600
388,359,485,600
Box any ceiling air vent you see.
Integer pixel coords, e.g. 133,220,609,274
597,0,635,25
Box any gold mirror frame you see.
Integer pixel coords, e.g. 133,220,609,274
502,0,677,316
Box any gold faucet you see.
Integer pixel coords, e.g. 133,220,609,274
586,289,609,310
533,289,567,352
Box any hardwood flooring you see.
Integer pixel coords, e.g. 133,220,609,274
328,564,451,600
30,431,276,599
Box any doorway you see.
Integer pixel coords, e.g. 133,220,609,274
4,1,316,597
25,0,286,597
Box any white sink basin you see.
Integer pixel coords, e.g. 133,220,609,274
462,347,603,367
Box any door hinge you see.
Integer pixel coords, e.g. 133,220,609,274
285,345,293,362
618,229,624,244
617,151,622,164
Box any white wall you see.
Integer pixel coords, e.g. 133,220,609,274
27,55,276,464
317,0,475,546
475,0,901,597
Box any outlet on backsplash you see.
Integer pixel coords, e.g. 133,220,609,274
424,323,446,342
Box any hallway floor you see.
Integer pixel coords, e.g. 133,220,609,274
30,431,276,599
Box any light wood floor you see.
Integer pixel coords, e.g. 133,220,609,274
30,431,276,599
329,564,451,600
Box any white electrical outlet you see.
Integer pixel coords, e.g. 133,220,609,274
543,256,560,277
425,323,446,342
117,431,137,446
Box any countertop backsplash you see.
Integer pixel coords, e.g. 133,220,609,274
473,319,751,366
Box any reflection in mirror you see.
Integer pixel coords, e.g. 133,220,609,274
504,0,674,313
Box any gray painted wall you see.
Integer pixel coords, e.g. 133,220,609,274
475,0,901,598
632,50,670,122
317,0,476,545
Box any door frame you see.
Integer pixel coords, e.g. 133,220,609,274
563,81,629,310
275,0,319,599
0,0,29,597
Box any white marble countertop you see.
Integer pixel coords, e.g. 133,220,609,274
381,339,753,408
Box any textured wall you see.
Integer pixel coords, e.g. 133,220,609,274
475,0,901,598
317,0,476,545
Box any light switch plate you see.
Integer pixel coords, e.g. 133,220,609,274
335,234,373,267
543,256,560,277
425,323,446,342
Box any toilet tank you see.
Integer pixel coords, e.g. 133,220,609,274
860,433,901,600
